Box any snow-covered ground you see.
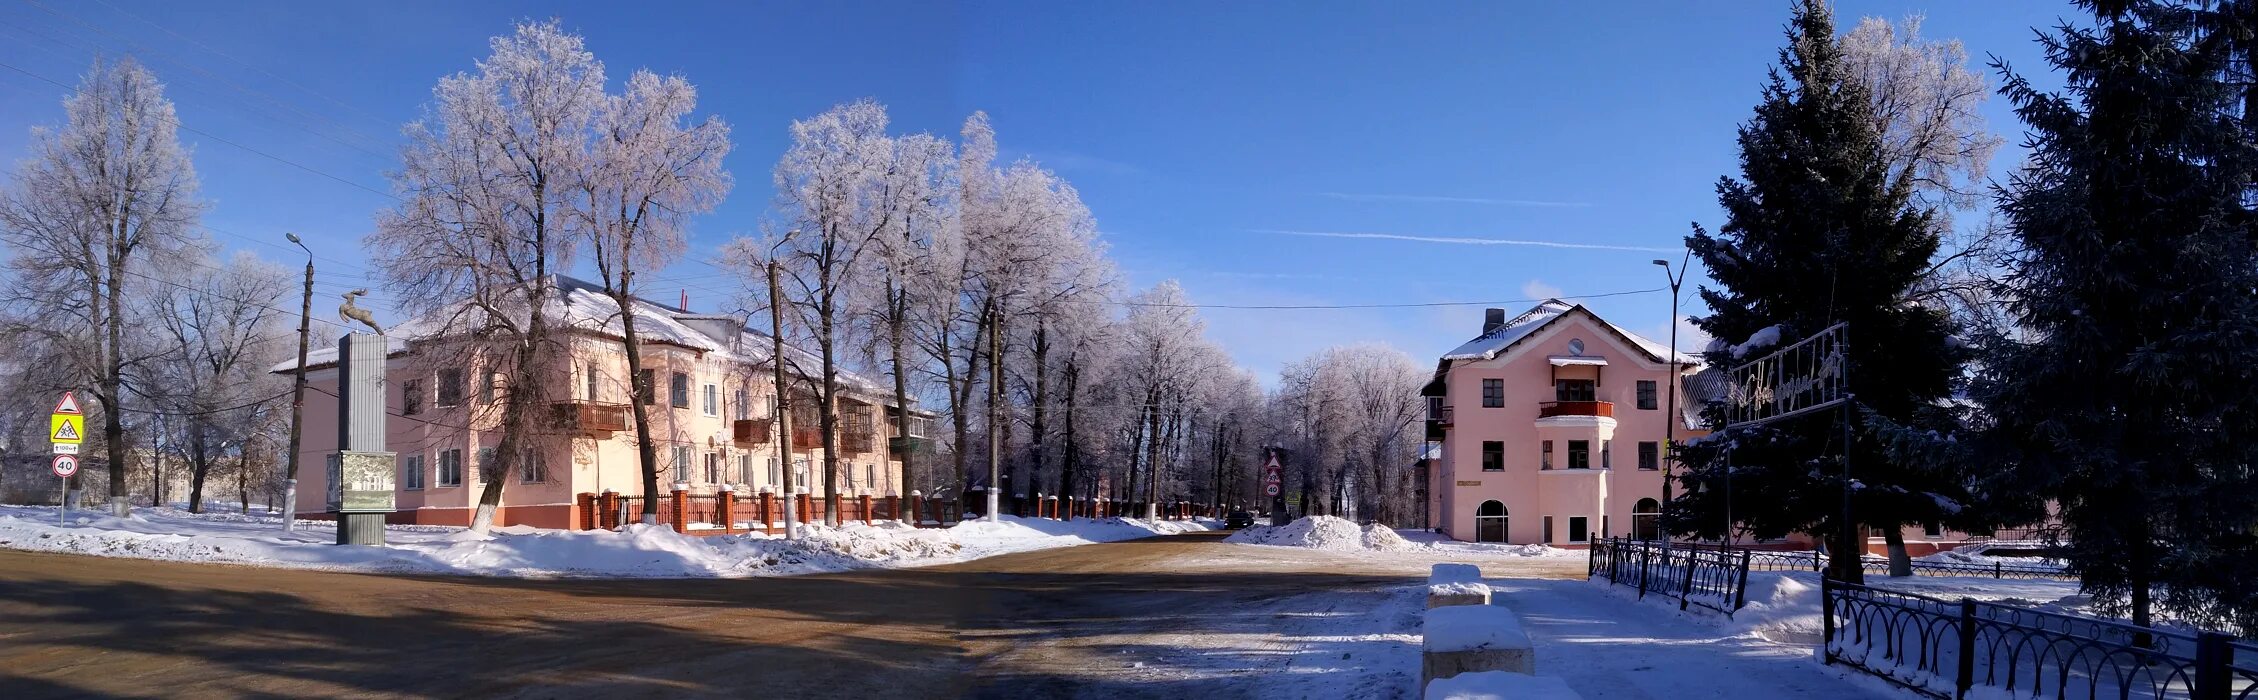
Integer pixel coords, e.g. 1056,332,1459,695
0,504,1211,578
1591,569,2084,645
1225,516,1581,559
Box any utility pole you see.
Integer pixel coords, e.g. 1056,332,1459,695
768,258,799,540
986,304,1003,522
281,232,314,532
1652,250,1689,548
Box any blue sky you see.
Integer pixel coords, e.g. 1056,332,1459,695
0,1,2070,381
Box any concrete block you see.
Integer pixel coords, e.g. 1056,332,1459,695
1422,605,1534,689
1424,671,1579,700
1427,581,1492,609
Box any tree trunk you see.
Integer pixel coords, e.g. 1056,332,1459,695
1143,391,1164,520
887,287,915,503
1057,355,1080,520
768,261,800,539
186,427,210,514
1884,528,1912,577
1028,320,1047,501
612,270,664,525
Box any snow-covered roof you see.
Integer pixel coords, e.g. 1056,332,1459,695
1547,355,1608,367
265,336,409,375
270,275,887,395
1440,299,1699,366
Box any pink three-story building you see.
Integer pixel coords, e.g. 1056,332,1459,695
1422,300,1703,546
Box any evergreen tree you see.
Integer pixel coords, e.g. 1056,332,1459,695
1668,0,1968,583
1978,0,2258,632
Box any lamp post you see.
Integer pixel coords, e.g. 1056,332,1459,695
1652,250,1689,548
281,233,314,532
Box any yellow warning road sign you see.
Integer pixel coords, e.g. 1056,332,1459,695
51,413,83,444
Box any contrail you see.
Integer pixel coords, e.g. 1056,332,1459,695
1253,229,1677,253
1317,192,1592,207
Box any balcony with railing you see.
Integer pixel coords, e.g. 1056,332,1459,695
1537,400,1613,419
1424,404,1454,441
732,417,772,446
549,401,628,438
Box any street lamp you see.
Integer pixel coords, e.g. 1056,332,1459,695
281,233,314,532
1652,251,1689,548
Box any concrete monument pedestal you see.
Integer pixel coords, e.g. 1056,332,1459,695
326,333,396,545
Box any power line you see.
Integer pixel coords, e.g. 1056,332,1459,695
109,389,291,417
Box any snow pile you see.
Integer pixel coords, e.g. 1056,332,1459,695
1223,515,1417,552
1428,581,1490,597
1423,671,1579,700
0,506,1211,579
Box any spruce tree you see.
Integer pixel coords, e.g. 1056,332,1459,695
1979,0,2258,632
1669,0,1968,583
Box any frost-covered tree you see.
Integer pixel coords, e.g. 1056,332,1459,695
745,99,932,525
371,21,596,533
1673,0,1966,582
575,65,733,519
0,57,205,517
1977,0,2258,632
143,253,293,513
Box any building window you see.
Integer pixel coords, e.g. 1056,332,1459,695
1481,378,1503,408
437,449,462,487
1555,379,1595,402
704,452,720,483
1475,500,1507,543
481,371,500,404
1542,516,1555,544
768,458,781,487
1600,441,1611,469
1541,440,1553,470
1568,516,1589,543
1637,380,1658,410
1567,440,1590,469
437,369,464,407
735,388,751,420
670,372,690,408
476,447,494,482
637,369,655,406
402,455,425,490
672,446,691,483
402,379,424,415
1924,522,1943,538
1480,441,1504,472
520,448,548,483
1633,498,1661,540
1638,441,1659,470
738,454,753,484
865,463,876,489
586,364,600,402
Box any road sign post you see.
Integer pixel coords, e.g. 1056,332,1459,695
1262,447,1290,526
52,391,83,525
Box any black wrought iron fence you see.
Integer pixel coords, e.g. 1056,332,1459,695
1588,537,1753,616
1821,577,2255,699
1692,544,2071,580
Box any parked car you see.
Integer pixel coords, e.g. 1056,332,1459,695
1225,510,1256,529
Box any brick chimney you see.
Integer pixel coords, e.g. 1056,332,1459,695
1482,308,1506,334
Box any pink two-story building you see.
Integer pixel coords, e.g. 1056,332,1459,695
1423,300,1701,546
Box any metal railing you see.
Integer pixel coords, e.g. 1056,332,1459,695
1821,578,2256,699
1589,537,1753,616
1713,545,2071,580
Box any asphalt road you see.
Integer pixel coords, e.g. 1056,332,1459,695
0,533,1585,699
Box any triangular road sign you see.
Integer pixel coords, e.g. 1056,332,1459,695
52,420,80,441
53,391,80,415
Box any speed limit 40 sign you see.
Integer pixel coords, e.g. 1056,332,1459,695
51,453,78,478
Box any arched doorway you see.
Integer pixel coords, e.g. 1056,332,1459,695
1633,498,1661,541
1475,500,1508,543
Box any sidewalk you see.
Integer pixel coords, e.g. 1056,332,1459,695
1486,578,1892,699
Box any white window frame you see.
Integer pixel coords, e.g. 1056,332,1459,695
403,455,425,490
437,449,463,487
703,384,719,417
672,446,691,483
